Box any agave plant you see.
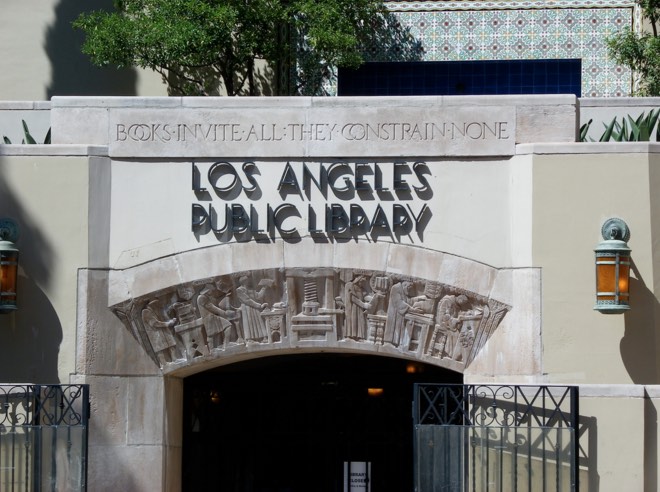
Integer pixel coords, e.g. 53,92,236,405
580,119,593,142
2,120,51,144
581,109,660,142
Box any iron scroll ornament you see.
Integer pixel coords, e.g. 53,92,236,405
414,384,578,429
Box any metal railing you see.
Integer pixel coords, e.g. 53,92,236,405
0,384,89,492
413,384,579,492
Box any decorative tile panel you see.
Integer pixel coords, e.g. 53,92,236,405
370,0,638,97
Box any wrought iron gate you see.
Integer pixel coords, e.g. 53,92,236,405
413,384,579,492
0,385,89,492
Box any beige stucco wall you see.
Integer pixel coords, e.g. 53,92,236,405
0,1,57,101
0,2,274,100
523,144,660,492
0,147,100,383
580,388,647,491
0,0,165,100
527,145,660,385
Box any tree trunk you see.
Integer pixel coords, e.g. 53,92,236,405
248,58,255,96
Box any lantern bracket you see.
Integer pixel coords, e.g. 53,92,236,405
0,219,18,244
601,217,630,243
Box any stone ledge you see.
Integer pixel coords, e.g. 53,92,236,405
51,96,182,108
0,144,108,156
51,95,577,154
0,101,51,110
580,97,660,108
52,94,576,109
517,142,660,154
579,384,645,398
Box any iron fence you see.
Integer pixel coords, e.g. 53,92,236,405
0,384,89,492
413,384,579,492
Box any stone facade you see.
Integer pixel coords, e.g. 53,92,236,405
2,96,660,491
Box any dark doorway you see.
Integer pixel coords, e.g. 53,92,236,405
182,354,460,492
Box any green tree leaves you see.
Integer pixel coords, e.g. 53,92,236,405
74,0,394,96
607,0,660,96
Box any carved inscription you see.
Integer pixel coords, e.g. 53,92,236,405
107,106,516,157
112,268,510,371
116,121,510,144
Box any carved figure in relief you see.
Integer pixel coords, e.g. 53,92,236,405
411,282,442,314
458,323,476,362
197,282,239,350
368,275,389,314
142,299,178,365
455,304,484,361
384,280,422,347
344,275,381,340
236,276,270,342
169,286,197,324
432,294,470,359
365,275,390,343
170,285,209,359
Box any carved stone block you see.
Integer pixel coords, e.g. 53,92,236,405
111,267,510,371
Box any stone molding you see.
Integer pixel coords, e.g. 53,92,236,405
516,142,660,154
51,96,577,157
106,242,525,375
0,145,108,156
112,267,510,374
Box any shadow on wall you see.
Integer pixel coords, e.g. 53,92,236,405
0,157,61,383
45,0,137,98
363,12,426,63
251,63,275,96
620,270,660,384
294,11,425,96
645,394,657,492
166,62,276,96
578,414,599,491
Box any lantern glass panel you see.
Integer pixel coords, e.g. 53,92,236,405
0,251,18,301
618,261,630,295
596,261,615,300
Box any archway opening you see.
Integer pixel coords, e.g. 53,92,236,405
182,353,461,491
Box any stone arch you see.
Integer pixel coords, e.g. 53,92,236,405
107,240,526,375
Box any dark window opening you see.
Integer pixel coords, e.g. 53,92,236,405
338,59,582,96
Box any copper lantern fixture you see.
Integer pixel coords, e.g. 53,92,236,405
594,218,631,314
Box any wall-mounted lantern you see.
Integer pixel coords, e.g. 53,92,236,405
594,218,631,314
0,219,19,314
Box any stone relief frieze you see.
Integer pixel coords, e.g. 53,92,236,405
112,268,510,370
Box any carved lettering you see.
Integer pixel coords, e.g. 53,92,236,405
113,120,512,143
191,160,435,243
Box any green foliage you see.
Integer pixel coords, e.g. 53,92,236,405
74,0,398,96
1,121,51,145
580,109,660,141
579,119,593,142
607,0,660,95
